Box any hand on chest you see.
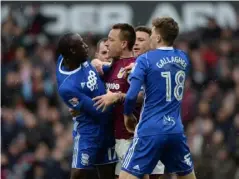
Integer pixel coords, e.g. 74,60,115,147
106,66,130,93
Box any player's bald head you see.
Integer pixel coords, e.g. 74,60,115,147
57,33,88,63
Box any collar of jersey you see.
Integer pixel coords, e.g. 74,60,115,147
59,57,82,75
157,47,174,50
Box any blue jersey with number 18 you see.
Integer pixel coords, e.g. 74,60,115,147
129,47,190,137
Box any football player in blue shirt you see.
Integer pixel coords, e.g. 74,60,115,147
56,33,117,179
120,17,197,179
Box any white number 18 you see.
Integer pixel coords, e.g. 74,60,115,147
161,70,185,102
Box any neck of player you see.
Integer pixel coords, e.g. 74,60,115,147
120,50,134,59
156,42,172,49
64,60,80,71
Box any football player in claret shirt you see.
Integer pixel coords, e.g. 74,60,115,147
120,17,196,179
91,23,144,177
92,24,164,179
56,33,117,179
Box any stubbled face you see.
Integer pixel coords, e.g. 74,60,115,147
133,31,151,57
106,29,125,58
150,26,160,49
96,41,109,62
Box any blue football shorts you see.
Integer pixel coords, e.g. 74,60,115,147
72,132,118,169
121,133,194,178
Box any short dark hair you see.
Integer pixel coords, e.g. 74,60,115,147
96,38,107,52
57,33,88,64
152,17,179,46
135,26,151,36
112,23,136,51
57,33,74,58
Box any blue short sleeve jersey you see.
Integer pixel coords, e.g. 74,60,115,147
125,47,190,137
56,55,117,168
56,55,113,138
122,47,193,177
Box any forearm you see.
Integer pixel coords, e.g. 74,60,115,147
74,95,109,117
114,91,143,104
110,91,125,104
124,78,142,115
82,101,107,116
136,91,144,104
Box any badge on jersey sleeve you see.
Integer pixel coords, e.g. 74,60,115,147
117,67,125,79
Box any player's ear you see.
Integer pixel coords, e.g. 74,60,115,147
156,34,161,43
70,48,76,54
121,41,128,50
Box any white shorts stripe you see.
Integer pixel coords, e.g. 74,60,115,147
122,137,139,169
72,134,80,168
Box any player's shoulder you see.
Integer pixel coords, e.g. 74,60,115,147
174,48,188,57
82,60,92,69
56,55,63,73
136,50,156,64
140,49,160,60
174,48,190,65
57,72,80,95
58,78,75,94
136,52,148,61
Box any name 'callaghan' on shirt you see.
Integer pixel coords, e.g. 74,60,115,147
156,56,187,69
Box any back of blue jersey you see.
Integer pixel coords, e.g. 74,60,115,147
130,47,190,136
56,55,114,141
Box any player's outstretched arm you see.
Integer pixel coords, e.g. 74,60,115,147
123,54,148,132
92,90,143,112
59,87,110,117
124,78,143,133
92,90,123,112
91,58,111,75
124,78,143,115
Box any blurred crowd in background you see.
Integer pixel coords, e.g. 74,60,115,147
1,4,239,179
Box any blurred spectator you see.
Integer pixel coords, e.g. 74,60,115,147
202,17,222,42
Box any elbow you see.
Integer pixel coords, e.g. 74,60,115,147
125,94,137,103
136,91,144,104
124,94,137,115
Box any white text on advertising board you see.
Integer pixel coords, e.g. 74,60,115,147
1,3,237,34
